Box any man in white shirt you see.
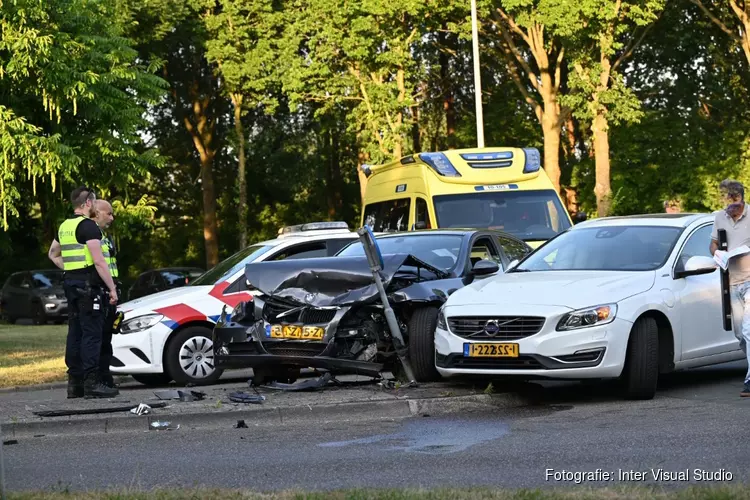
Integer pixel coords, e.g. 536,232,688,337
710,179,750,397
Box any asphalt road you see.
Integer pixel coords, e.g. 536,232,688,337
4,361,750,492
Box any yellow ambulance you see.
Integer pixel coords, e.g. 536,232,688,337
359,147,582,248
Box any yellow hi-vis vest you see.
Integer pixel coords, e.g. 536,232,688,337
58,216,95,271
101,234,119,279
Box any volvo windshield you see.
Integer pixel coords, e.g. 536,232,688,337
433,190,571,241
514,225,683,272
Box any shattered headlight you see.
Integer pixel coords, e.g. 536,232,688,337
231,300,253,323
120,314,164,334
557,304,617,331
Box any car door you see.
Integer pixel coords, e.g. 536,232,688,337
2,273,25,318
672,223,736,359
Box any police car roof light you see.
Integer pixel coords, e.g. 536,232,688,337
279,221,350,235
419,152,462,177
522,147,541,173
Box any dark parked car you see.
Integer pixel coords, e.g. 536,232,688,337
213,229,532,383
0,270,67,324
127,267,205,301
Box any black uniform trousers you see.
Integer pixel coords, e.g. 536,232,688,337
63,279,105,378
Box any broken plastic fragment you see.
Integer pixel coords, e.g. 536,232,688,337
262,372,333,392
228,391,266,404
150,421,180,431
130,403,151,416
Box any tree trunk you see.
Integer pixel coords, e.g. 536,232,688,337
324,128,343,218
411,106,421,153
356,141,369,207
199,150,219,267
541,107,562,193
184,98,219,269
232,93,247,249
592,110,612,217
394,68,405,159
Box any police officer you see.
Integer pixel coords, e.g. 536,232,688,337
93,199,121,389
47,186,119,399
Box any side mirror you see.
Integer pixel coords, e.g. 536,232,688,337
572,212,588,224
674,255,717,279
463,259,499,285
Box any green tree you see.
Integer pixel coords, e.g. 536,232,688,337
690,0,749,67
203,0,281,249
562,0,666,217
0,0,166,229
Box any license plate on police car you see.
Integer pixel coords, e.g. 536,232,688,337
270,324,324,340
464,343,519,357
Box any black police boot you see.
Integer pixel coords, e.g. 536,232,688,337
101,373,117,389
83,372,119,399
67,375,84,399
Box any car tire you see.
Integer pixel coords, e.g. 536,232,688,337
32,304,46,325
131,373,173,386
622,316,659,400
164,326,223,386
408,306,441,382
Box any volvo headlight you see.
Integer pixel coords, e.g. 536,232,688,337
557,304,617,331
437,309,448,330
120,314,164,334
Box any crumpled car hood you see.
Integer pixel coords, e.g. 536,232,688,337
245,253,445,307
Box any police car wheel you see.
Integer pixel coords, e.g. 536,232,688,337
165,326,223,385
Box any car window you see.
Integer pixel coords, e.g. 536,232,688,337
433,190,571,241
31,271,63,288
270,242,327,260
516,225,683,272
675,224,713,272
148,272,163,288
133,273,150,288
8,273,25,287
471,236,502,267
416,197,432,229
497,235,530,262
363,198,411,232
160,269,202,288
191,244,273,286
326,238,356,256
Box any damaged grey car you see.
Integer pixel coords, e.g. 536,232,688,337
212,229,532,384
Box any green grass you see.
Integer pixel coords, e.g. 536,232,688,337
0,323,68,388
6,486,750,500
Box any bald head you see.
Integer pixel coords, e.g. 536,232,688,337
94,200,114,229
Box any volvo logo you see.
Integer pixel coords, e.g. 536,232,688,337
483,320,500,337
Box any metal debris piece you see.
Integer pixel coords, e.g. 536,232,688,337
154,389,206,402
33,402,168,417
153,390,181,400
2,440,18,446
235,420,248,429
228,391,266,404
130,403,152,416
262,372,333,392
150,421,180,431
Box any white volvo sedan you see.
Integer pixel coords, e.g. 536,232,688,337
434,213,745,399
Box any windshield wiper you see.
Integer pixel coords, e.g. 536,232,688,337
507,268,531,273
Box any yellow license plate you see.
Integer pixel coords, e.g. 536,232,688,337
465,343,519,358
270,324,324,340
